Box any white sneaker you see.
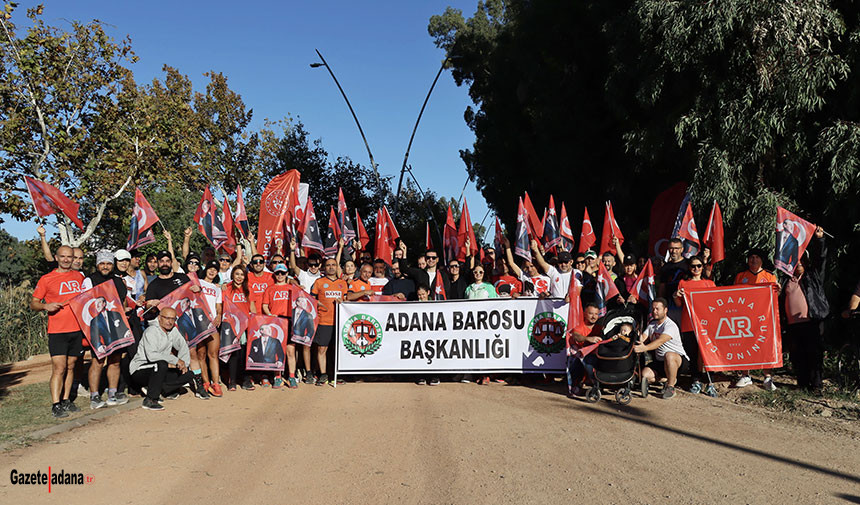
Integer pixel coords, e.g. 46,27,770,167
763,376,777,391
734,376,753,388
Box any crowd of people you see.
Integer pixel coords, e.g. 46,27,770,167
29,221,860,417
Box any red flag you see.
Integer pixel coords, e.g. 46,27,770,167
457,199,479,262
522,192,542,238
157,284,217,347
433,270,447,300
565,276,584,355
220,294,250,360
559,202,574,252
684,284,782,371
595,261,621,316
648,181,688,258
323,206,341,258
257,170,301,260
425,222,433,251
194,187,229,250
674,201,700,257
514,197,532,262
494,216,504,253
127,187,159,250
578,207,596,253
235,184,250,238
775,207,817,276
300,197,324,255
375,206,399,265
290,287,319,346
245,314,290,371
703,200,725,264
443,205,458,262
599,201,624,256
24,176,85,229
69,281,133,359
631,259,656,306
337,188,356,243
221,196,237,254
355,210,370,250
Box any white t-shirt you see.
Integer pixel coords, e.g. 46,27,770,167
369,276,389,293
218,267,233,285
546,266,581,298
199,279,223,319
298,269,322,293
643,317,687,360
519,272,550,296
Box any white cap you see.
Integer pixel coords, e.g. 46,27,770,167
115,249,132,261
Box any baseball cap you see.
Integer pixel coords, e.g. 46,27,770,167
204,260,219,272
623,254,637,266
157,250,172,260
584,250,598,259
747,247,768,260
115,249,132,261
96,250,114,265
273,263,288,273
557,251,572,263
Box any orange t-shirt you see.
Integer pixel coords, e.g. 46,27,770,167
32,269,85,334
222,284,250,314
569,323,603,350
349,279,372,300
247,271,273,313
312,277,348,326
263,283,293,317
734,269,777,286
676,278,716,332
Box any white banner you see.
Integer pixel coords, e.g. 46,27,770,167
336,298,569,374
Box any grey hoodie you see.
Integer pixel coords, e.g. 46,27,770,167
130,323,191,374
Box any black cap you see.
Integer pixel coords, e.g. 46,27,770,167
623,254,637,266
747,247,768,260
157,250,172,260
204,260,219,272
557,251,573,263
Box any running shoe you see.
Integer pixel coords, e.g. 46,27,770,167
273,377,284,389
316,373,328,386
162,392,180,400
193,375,211,399
142,397,164,411
228,383,237,392
429,378,441,386
203,381,211,394
261,377,271,387
62,399,80,412
763,376,777,391
288,377,298,389
704,383,718,398
107,393,129,406
689,380,703,395
210,383,224,397
303,372,315,385
478,376,490,385
734,376,753,388
241,378,255,390
416,378,427,385
52,403,69,418
662,385,676,399
89,395,106,410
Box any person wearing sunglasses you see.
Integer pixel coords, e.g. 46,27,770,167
289,238,322,293
217,251,243,285
674,255,716,397
398,242,453,300
262,263,298,388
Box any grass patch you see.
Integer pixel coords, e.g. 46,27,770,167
0,382,90,443
735,384,860,420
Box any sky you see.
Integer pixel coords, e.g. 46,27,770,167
2,0,490,240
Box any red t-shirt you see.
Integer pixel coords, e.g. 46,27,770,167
676,278,716,332
263,283,293,317
222,284,250,314
32,269,85,334
312,277,348,326
569,323,603,350
247,271,273,314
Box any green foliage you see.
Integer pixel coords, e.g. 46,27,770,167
0,280,47,364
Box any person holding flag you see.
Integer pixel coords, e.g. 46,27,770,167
222,266,251,391
568,303,603,397
530,239,578,299
197,261,224,397
501,237,550,297
733,248,779,390
673,255,717,397
262,263,300,388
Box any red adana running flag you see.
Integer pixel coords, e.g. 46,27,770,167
323,207,340,258
522,191,542,238
425,222,433,251
194,187,229,250
673,201,700,258
578,207,596,253
235,184,250,238
257,170,301,260
301,197,324,255
599,201,624,256
69,281,134,360
24,176,85,229
443,205,458,263
703,200,725,264
543,194,561,251
631,259,656,306
457,199,479,262
375,206,400,265
559,201,574,252
775,207,817,276
594,261,620,316
219,295,249,361
355,209,370,250
127,187,159,250
221,196,237,254
683,284,782,371
514,197,532,262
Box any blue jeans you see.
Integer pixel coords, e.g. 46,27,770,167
567,353,597,392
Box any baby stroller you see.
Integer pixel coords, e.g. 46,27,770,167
585,309,642,405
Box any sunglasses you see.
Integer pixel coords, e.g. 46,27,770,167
188,261,200,266
274,271,287,275
426,256,438,260
575,260,585,264
448,264,459,268
251,260,265,264
308,263,320,267
271,260,285,264
690,264,703,269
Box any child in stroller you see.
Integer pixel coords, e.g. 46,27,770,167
585,309,644,405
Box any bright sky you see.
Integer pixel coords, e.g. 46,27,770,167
2,0,490,240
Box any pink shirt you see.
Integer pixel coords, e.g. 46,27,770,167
784,276,809,325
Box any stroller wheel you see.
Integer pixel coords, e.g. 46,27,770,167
640,378,649,398
616,388,632,405
585,387,601,403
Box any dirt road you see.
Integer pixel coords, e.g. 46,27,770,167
1,380,859,505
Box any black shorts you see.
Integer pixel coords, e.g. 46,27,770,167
646,355,690,377
48,331,85,357
314,325,334,347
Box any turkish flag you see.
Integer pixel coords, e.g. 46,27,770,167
559,201,574,252
338,188,356,244
157,284,217,347
494,216,504,254
300,197,324,255
703,200,725,264
648,181,688,258
684,284,782,371
565,276,584,356
599,201,624,256
194,187,229,251
443,205,458,263
578,207,596,253
221,196,237,254
594,261,620,316
522,192,542,238
257,170,301,260
355,210,370,250
775,207,816,276
24,176,85,229
127,187,159,251
631,259,656,306
375,206,399,265
514,197,532,262
235,184,250,238
457,199,478,262
290,287,319,346
323,207,340,258
543,194,561,251
674,201,700,258
69,281,133,359
433,270,447,300
245,314,290,371
219,295,250,361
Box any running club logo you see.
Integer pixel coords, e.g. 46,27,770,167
342,314,382,357
527,312,566,354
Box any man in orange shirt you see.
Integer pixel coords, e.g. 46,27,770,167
31,245,86,418
346,263,373,301
247,254,273,314
733,248,779,390
567,303,603,397
311,258,348,386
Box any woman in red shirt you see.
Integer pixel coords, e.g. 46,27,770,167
223,267,251,391
674,255,716,397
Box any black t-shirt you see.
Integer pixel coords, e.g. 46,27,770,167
145,273,190,301
659,260,688,307
382,277,417,301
